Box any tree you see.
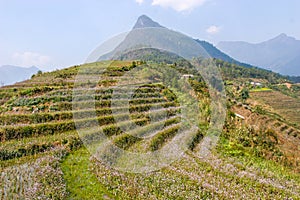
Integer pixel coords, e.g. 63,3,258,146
240,88,249,101
132,61,137,68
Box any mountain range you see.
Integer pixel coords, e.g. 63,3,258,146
218,34,300,76
94,15,252,68
0,65,40,86
88,15,300,78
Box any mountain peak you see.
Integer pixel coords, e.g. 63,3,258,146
270,33,296,43
278,33,288,37
133,15,164,29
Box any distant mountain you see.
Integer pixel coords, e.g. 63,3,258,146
195,40,252,68
217,34,300,76
0,65,40,86
95,15,251,70
97,14,209,61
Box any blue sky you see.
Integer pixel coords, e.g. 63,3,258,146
0,0,299,70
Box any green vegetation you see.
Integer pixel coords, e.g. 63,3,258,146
1,59,299,199
61,148,114,200
215,58,288,83
250,87,273,92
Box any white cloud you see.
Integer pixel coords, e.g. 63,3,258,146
136,0,144,4
12,52,51,67
206,25,221,34
151,0,208,12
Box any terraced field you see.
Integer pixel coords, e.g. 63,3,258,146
232,104,300,169
1,61,300,199
250,90,300,125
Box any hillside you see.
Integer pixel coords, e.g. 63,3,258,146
218,33,300,76
195,40,253,68
1,59,300,199
0,65,40,86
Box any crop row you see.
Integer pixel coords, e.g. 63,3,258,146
187,130,204,151
72,85,163,95
5,81,74,89
0,115,119,141
0,134,82,161
0,107,180,141
10,91,165,107
78,117,152,145
149,124,181,151
81,115,181,145
0,102,179,125
1,114,163,161
112,116,181,150
58,97,171,111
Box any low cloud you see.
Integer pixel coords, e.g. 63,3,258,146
151,0,208,12
136,0,144,4
12,52,51,67
206,25,221,34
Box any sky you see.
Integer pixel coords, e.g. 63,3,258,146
0,0,299,71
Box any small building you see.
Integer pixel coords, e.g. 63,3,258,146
182,74,194,78
250,82,262,86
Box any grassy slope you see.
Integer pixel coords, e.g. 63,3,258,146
61,148,114,200
0,60,300,199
